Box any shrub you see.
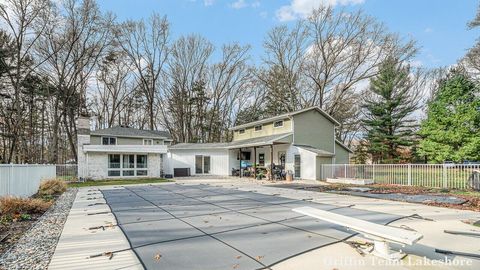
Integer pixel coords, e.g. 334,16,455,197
38,179,67,197
0,197,52,217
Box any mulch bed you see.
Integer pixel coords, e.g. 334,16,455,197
0,213,44,255
272,183,480,212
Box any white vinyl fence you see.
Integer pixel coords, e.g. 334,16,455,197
0,164,56,197
321,164,480,189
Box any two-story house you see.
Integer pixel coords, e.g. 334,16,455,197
167,107,351,180
77,118,172,179
77,107,351,180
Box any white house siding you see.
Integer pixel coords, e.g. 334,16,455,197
85,152,108,179
84,152,162,180
170,149,231,176
77,134,90,178
286,145,318,180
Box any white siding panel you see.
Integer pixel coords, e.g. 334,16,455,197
170,149,231,176
286,145,317,180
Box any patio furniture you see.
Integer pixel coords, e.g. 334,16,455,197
293,206,423,261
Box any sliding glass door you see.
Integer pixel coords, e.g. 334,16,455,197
195,155,211,174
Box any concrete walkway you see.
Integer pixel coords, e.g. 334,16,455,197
48,187,142,270
49,178,480,270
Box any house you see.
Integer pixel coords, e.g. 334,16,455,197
77,107,352,180
77,119,172,179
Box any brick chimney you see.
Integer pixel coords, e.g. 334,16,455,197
77,115,91,179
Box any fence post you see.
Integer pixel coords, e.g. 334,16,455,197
408,164,412,186
372,164,375,182
344,164,347,178
442,164,447,188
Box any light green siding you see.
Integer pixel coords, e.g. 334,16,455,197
90,135,164,145
292,110,335,152
316,156,333,179
335,142,351,164
233,118,292,141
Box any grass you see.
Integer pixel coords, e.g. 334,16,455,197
68,178,173,187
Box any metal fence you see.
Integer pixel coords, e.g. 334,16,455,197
321,164,480,189
0,164,56,197
56,164,78,182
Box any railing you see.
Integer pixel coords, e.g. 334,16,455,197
56,164,78,182
321,164,480,189
0,164,56,197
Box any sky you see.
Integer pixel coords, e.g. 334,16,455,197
96,0,480,69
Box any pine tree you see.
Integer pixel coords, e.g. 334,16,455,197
362,57,419,164
418,70,480,163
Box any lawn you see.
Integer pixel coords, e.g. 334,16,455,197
68,178,173,187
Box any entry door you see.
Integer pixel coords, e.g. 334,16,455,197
294,155,301,178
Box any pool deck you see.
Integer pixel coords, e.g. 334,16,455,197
48,178,480,270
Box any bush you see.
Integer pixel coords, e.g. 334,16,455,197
38,179,67,197
0,197,52,217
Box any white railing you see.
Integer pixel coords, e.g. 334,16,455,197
321,164,480,189
0,164,56,197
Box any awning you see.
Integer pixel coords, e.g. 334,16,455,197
169,133,293,150
295,144,334,157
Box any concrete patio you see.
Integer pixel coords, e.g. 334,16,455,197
49,178,480,270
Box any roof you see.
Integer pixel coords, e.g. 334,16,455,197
335,139,353,153
294,144,335,157
170,133,293,150
91,126,172,140
230,106,340,131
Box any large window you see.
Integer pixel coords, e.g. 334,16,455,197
102,137,117,145
108,154,148,177
195,155,211,174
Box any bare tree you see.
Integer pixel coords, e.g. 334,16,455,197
116,13,170,130
36,0,113,162
92,49,135,128
305,6,417,115
0,0,54,162
258,22,308,115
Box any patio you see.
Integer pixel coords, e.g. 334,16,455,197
48,179,480,270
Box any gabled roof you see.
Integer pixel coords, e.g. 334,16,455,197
230,106,340,131
170,133,293,150
91,126,172,140
294,144,335,157
335,139,353,153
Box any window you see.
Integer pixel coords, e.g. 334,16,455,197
273,121,284,128
294,155,301,178
237,151,251,160
258,153,265,166
107,154,148,177
102,137,117,145
123,155,135,168
108,154,121,176
195,155,211,174
108,154,120,168
254,125,262,131
137,155,147,168
143,139,153,145
238,129,245,134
